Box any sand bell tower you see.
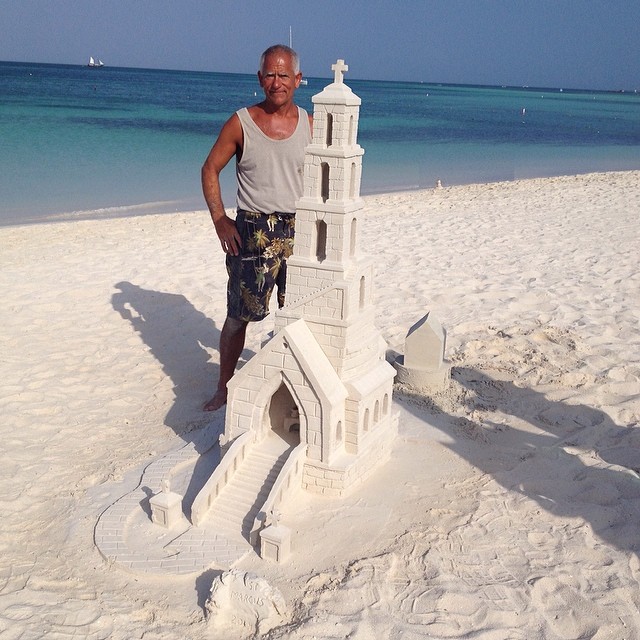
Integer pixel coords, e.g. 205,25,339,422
268,59,399,490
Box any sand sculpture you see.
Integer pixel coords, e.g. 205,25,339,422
393,312,451,391
191,58,399,556
95,60,399,573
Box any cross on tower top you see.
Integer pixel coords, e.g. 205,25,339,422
331,59,348,84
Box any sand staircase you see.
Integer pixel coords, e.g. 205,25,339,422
203,431,296,543
94,428,299,575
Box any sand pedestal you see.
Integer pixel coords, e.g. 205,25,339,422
260,524,291,563
149,485,183,528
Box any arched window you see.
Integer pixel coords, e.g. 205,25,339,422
321,162,330,202
350,218,357,257
363,408,370,432
348,114,355,145
326,113,333,147
316,220,327,262
374,400,380,423
383,393,389,415
349,162,356,199
359,276,366,309
336,420,342,442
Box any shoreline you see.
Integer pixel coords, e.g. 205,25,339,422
2,168,638,228
2,169,639,638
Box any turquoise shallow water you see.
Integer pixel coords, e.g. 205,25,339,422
1,61,639,225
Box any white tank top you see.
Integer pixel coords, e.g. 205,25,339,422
235,106,311,214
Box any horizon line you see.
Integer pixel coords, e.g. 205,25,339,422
1,58,638,94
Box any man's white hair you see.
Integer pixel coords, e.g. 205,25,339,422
259,45,300,75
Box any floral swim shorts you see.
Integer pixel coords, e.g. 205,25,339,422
226,209,296,322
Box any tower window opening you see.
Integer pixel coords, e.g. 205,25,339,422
316,220,327,262
326,113,333,147
349,162,356,199
321,163,330,202
350,218,357,257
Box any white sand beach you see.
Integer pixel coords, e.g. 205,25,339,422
1,171,639,638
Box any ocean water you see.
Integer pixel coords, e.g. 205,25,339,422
1,60,639,225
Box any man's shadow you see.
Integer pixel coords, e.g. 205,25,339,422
399,366,640,556
112,281,258,521
112,281,228,437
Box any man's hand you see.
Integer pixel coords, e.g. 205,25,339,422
202,113,244,255
214,215,242,256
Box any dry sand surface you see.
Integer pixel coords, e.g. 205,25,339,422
1,171,639,639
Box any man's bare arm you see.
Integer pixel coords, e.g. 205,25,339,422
201,114,243,256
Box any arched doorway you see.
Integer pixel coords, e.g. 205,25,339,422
264,381,301,447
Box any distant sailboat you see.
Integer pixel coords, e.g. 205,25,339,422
288,26,308,85
87,57,104,68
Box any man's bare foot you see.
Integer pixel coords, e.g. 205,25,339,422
203,390,227,412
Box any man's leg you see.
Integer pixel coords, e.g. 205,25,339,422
203,316,248,411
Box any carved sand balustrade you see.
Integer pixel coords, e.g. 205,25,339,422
191,430,256,526
249,443,308,545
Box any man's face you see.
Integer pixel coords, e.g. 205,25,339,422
258,52,302,108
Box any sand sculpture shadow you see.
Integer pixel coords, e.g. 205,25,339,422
400,366,640,556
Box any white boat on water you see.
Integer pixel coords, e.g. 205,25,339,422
288,27,307,84
87,57,104,68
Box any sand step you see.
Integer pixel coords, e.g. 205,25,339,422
206,432,294,539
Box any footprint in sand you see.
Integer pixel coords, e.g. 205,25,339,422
530,574,597,639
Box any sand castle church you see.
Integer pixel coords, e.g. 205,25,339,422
95,62,399,572
192,60,398,532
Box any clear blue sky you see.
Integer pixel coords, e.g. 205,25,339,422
1,0,637,90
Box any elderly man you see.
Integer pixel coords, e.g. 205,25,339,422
201,45,313,411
